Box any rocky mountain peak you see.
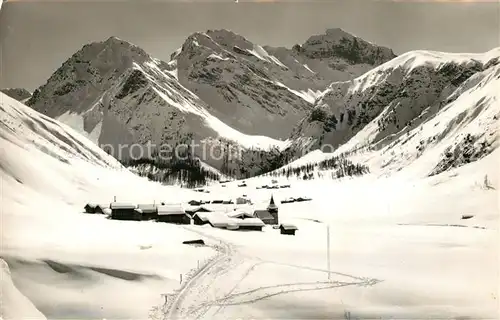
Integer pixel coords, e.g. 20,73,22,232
26,36,156,117
293,28,396,65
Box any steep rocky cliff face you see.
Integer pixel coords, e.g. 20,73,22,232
287,49,500,176
170,28,395,138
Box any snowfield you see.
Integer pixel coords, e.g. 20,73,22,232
1,60,499,320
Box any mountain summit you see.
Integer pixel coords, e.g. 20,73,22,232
170,28,395,138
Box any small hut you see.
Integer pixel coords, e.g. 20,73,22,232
110,203,141,221
84,203,98,213
280,223,298,235
157,205,191,224
228,211,254,220
137,204,158,220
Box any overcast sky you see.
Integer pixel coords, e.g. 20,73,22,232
0,0,498,90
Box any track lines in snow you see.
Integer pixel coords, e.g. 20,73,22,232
210,279,379,307
163,226,382,320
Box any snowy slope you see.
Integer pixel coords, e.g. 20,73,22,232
1,90,498,319
0,93,215,319
159,146,498,320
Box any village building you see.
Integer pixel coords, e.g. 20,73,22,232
281,197,295,204
137,204,158,220
295,197,312,202
110,203,141,221
185,206,212,216
94,204,109,214
205,212,232,229
236,197,251,205
254,210,276,225
192,211,211,225
157,205,191,224
280,223,298,235
235,218,265,231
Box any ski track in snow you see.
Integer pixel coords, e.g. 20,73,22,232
164,226,381,320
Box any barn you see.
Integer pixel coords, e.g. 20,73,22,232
110,203,141,221
192,211,210,225
137,204,158,220
157,205,191,224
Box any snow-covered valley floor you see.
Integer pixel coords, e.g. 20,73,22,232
3,151,498,319
1,92,499,319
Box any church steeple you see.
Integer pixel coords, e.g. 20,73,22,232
267,195,278,212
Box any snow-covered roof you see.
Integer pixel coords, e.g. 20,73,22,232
110,203,136,209
157,205,184,215
228,211,254,219
193,211,210,221
137,204,157,212
254,210,274,220
280,223,298,230
234,218,265,227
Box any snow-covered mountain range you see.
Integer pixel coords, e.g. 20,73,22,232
1,29,499,319
170,28,395,138
11,28,499,180
22,29,393,166
287,48,500,177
